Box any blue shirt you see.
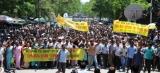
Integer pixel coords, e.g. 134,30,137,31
144,48,154,60
133,52,143,65
127,47,136,59
58,49,70,63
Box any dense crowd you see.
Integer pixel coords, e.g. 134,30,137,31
0,22,160,73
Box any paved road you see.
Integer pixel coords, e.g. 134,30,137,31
15,69,160,73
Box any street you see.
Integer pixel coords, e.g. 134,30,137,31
15,69,160,73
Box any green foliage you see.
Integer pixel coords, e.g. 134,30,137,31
92,0,130,19
0,0,151,19
82,0,96,17
131,0,151,9
92,0,150,19
0,0,81,18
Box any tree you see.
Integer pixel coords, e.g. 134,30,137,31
92,0,130,20
81,0,96,17
54,0,81,15
92,0,151,20
0,0,81,18
92,0,114,21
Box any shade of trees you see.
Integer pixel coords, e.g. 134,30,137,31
0,0,81,18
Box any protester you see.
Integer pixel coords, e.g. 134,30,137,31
95,40,104,67
157,45,160,71
78,62,87,73
108,40,115,67
144,43,154,73
87,40,98,70
120,43,127,72
102,41,109,69
132,48,143,73
108,65,115,73
0,21,159,73
6,43,13,70
0,44,4,67
14,42,23,69
57,45,70,73
126,42,137,73
94,68,101,73
114,42,121,70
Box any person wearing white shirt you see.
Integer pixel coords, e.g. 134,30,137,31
54,40,63,49
114,43,121,70
66,41,73,49
120,43,127,72
96,41,104,67
108,40,116,67
102,42,109,68
57,45,70,73
0,45,4,67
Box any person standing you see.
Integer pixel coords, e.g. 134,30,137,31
114,42,121,70
57,45,70,73
108,40,116,67
144,44,154,73
0,44,5,68
87,40,98,70
126,43,136,73
157,45,160,72
120,43,127,72
132,48,143,73
96,40,104,67
14,42,23,69
6,44,13,70
102,41,109,69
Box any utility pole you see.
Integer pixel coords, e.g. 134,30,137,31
150,0,153,23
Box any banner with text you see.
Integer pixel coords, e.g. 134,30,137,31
56,15,89,32
23,49,85,62
113,20,149,36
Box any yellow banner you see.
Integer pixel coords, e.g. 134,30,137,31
113,20,149,36
56,15,89,32
23,49,85,62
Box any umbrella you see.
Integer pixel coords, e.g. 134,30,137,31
148,23,157,29
34,17,46,23
13,18,26,25
0,15,13,23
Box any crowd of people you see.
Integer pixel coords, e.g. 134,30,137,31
0,21,160,73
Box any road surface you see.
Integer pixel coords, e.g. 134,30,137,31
15,69,160,73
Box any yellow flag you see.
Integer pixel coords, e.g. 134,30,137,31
56,15,65,25
56,15,89,32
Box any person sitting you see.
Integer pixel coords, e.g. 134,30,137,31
94,68,100,73
78,62,87,73
108,66,115,73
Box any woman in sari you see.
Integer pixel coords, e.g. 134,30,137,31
6,43,13,70
14,42,23,69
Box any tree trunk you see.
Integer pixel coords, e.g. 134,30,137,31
99,12,102,22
